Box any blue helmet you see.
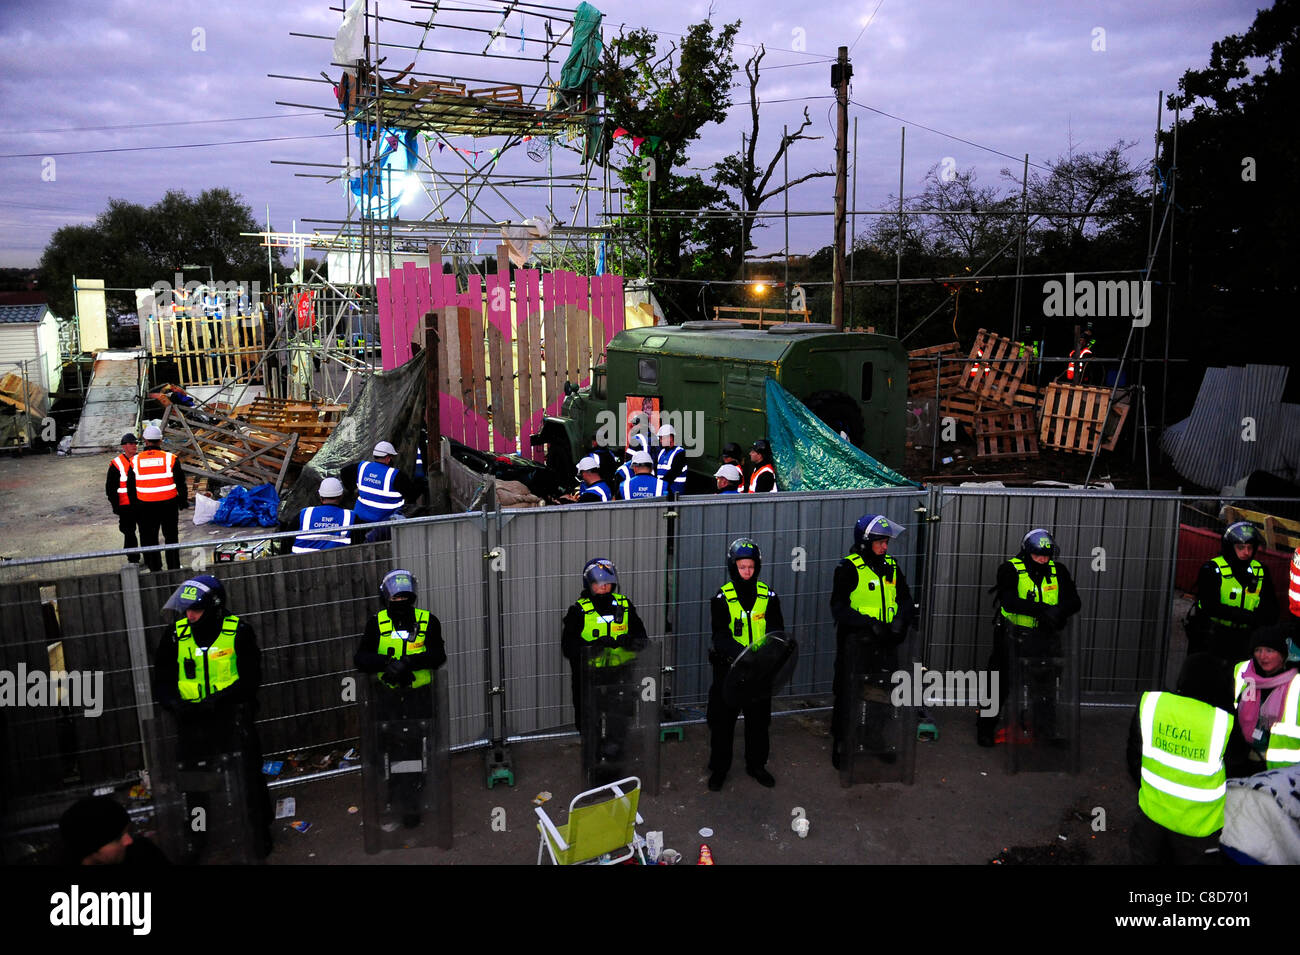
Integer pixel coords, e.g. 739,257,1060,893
853,514,903,550
727,538,762,578
1021,528,1056,558
380,569,417,608
583,558,618,590
164,575,225,614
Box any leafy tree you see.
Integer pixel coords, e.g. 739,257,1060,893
38,188,275,318
1159,0,1298,395
597,17,741,321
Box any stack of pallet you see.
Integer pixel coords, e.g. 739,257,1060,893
907,342,965,401
1039,383,1133,454
243,397,345,464
160,403,299,493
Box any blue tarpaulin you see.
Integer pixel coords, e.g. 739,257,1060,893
212,484,281,527
765,379,919,491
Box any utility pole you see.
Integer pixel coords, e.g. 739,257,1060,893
831,46,852,331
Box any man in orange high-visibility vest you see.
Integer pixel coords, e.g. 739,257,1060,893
105,433,140,565
128,425,188,572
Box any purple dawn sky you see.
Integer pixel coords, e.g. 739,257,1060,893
0,0,1264,272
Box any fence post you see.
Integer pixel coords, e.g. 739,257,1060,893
119,564,155,776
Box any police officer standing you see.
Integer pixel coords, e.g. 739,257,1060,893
977,528,1082,747
153,575,271,859
128,424,187,572
708,539,785,790
286,477,356,554
747,438,778,493
829,514,914,768
1188,521,1278,664
342,440,417,524
561,559,648,736
105,433,140,565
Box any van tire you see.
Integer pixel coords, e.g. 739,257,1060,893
803,390,865,447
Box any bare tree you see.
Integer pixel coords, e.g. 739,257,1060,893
712,44,835,278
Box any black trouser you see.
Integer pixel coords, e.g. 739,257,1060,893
1187,617,1254,669
137,500,181,571
707,662,772,776
1129,813,1222,865
116,508,140,561
832,629,897,759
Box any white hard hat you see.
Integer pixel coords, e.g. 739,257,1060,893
576,455,601,473
318,477,344,498
143,425,163,441
631,450,654,466
714,464,743,482
373,440,398,458
656,424,676,438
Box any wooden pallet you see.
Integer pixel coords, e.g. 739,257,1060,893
161,403,298,492
962,328,1035,406
1040,383,1111,454
974,408,1040,460
908,342,965,398
244,397,345,464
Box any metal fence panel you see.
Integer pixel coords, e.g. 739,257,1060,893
393,514,492,749
671,489,929,709
924,487,1179,696
496,501,668,738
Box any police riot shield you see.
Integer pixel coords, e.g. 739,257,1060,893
580,637,661,795
1006,623,1079,774
723,633,799,708
840,627,917,787
359,669,452,853
142,715,256,864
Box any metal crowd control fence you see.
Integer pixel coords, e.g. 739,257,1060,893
4,487,1287,833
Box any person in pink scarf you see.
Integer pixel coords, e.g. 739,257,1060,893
1229,625,1298,777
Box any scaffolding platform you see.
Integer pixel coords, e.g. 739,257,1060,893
68,351,144,454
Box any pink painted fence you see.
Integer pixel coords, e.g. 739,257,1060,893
376,245,625,457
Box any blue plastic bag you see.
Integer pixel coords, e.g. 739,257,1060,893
212,483,281,527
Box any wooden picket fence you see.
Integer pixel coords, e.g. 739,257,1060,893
143,311,267,387
377,245,625,457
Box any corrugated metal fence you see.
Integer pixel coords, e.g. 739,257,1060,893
0,485,1248,820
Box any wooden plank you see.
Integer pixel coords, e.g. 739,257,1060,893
466,273,489,452
541,271,560,414
489,246,516,453
440,272,462,445
523,270,544,460
608,274,625,339
574,272,591,385
457,289,475,448
388,269,408,371
413,266,432,357
378,273,396,370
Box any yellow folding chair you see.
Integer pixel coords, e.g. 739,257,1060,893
535,776,645,865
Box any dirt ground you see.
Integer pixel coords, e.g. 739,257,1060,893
0,449,257,566
245,705,1137,866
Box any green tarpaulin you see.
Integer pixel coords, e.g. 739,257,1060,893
766,378,919,491
560,3,603,91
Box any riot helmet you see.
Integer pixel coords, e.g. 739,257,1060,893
380,569,417,610
853,514,903,550
726,538,762,579
721,442,743,462
1223,521,1263,553
582,557,618,590
1021,528,1056,558
163,575,226,615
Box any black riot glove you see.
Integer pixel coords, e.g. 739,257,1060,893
384,657,409,680
1038,606,1063,631
888,615,907,644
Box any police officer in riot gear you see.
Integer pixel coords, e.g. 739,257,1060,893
354,570,447,830
153,575,272,859
561,559,649,770
977,528,1082,747
1187,521,1279,665
829,515,914,768
708,539,785,790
